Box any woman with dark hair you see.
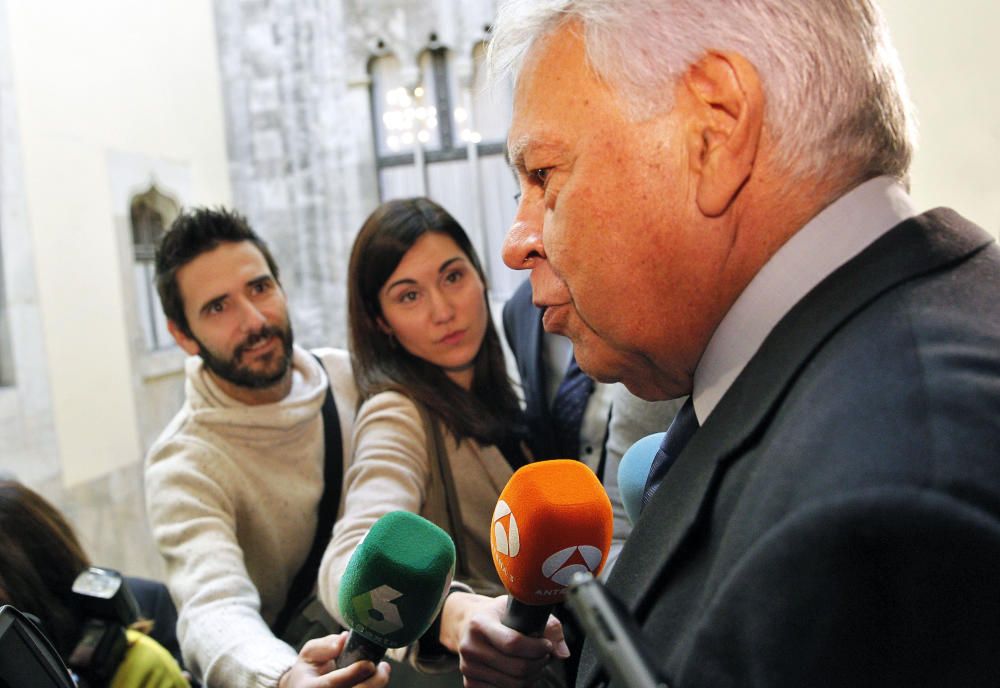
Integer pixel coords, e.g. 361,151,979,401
0,480,189,687
346,197,524,462
320,198,567,684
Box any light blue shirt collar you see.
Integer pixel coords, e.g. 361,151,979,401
692,176,918,424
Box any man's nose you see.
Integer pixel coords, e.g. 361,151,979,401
237,299,267,331
502,202,546,270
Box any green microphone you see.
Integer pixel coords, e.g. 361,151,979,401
335,511,456,668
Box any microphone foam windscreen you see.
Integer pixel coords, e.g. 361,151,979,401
491,459,613,605
338,511,456,648
617,432,666,525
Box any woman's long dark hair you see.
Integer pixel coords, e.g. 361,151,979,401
348,198,524,450
0,480,91,658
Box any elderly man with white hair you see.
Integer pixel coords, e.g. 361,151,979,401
448,1,1000,686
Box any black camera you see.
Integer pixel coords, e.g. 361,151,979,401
66,567,139,687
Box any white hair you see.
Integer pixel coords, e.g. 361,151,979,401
489,0,916,187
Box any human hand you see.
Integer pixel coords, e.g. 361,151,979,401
441,593,569,688
277,632,391,688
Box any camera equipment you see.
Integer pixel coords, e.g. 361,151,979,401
0,605,77,688
565,572,669,688
66,567,140,687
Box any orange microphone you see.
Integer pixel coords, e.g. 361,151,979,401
490,459,613,636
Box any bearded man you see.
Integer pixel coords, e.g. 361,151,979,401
146,207,388,688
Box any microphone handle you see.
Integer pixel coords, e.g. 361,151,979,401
334,631,387,669
565,573,668,688
501,597,553,637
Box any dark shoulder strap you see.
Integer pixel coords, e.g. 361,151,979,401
272,352,343,636
593,401,613,483
418,403,470,579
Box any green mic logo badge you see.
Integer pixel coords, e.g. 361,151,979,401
351,585,404,635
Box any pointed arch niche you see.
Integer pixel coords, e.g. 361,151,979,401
130,183,180,351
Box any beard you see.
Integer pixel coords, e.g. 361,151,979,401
195,321,295,390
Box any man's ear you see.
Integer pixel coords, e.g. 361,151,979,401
167,320,200,356
681,51,764,217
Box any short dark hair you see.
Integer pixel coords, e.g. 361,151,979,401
348,197,524,447
154,207,279,336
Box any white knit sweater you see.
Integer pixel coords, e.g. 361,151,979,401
145,346,357,688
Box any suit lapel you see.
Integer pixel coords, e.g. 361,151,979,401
525,305,549,422
585,210,993,685
507,283,556,454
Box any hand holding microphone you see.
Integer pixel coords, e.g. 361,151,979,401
490,459,614,635
447,460,612,687
335,510,456,668
279,632,391,688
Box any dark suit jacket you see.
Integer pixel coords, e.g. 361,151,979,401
125,577,184,670
503,279,563,460
579,209,1000,687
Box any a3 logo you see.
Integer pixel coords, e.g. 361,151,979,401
492,499,520,557
541,545,603,586
492,500,603,586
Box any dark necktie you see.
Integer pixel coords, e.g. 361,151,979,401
641,397,698,511
549,354,595,458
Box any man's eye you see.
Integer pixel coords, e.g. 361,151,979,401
531,168,552,186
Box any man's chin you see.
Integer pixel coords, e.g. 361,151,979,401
202,352,291,390
241,366,289,388
620,376,677,402
541,304,677,399
233,353,293,388
568,345,609,381
574,342,680,402
541,303,574,337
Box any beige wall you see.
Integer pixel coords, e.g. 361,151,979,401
5,0,231,485
880,0,1000,236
